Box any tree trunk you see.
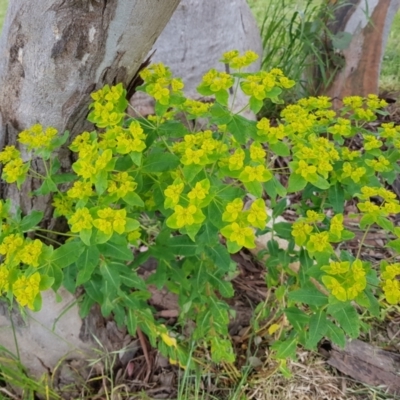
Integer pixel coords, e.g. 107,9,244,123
322,0,400,104
0,0,180,378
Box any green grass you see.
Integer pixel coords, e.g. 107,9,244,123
0,0,7,32
380,11,400,92
248,0,400,94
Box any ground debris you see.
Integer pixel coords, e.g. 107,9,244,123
322,339,400,396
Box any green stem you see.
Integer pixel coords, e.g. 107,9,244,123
356,224,371,260
35,228,76,238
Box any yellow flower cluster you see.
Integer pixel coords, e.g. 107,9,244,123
140,63,184,105
18,124,58,150
201,69,234,93
220,198,267,248
52,194,74,217
165,179,209,229
291,211,345,253
0,145,28,184
321,259,367,301
107,172,137,199
342,95,387,121
357,186,400,219
381,262,400,304
220,50,259,70
93,207,127,235
173,130,227,166
241,68,295,100
0,234,43,268
182,99,212,117
89,83,126,128
12,272,41,310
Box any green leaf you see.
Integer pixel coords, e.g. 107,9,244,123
198,222,219,245
39,275,55,291
100,262,121,291
249,97,263,114
207,200,225,229
33,178,58,195
227,115,256,145
183,164,203,183
51,173,77,184
244,180,263,197
387,238,400,253
215,89,229,106
273,337,298,360
331,31,352,50
76,246,100,286
312,175,330,190
127,309,138,336
327,302,359,338
158,120,188,138
205,243,232,271
123,192,144,207
306,310,328,349
50,241,84,269
130,151,142,166
97,239,133,261
288,287,329,306
272,198,288,218
287,173,307,193
113,263,147,291
328,183,345,213
273,222,293,240
270,141,290,157
168,235,201,256
326,320,346,348
285,307,310,332
376,216,394,233
20,211,44,231
142,153,180,173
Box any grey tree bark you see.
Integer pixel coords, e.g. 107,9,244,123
0,0,180,378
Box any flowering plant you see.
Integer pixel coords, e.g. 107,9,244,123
0,50,400,366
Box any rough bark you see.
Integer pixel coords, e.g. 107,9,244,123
0,0,180,213
0,0,180,378
322,0,400,104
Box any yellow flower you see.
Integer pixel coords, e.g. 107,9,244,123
363,134,382,150
322,276,347,302
247,199,267,229
0,234,24,264
307,231,332,253
19,240,43,267
291,221,313,246
222,198,243,222
188,181,209,203
13,272,41,310
107,172,137,199
249,142,266,162
228,148,245,171
18,124,58,149
381,263,400,280
0,146,20,164
68,208,93,232
0,264,9,293
239,165,272,183
52,195,74,217
67,181,94,199
321,261,350,275
329,214,344,238
382,279,400,305
2,157,28,184
164,182,184,207
221,222,256,248
295,160,317,181
174,205,198,228
93,207,127,235
305,210,324,223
